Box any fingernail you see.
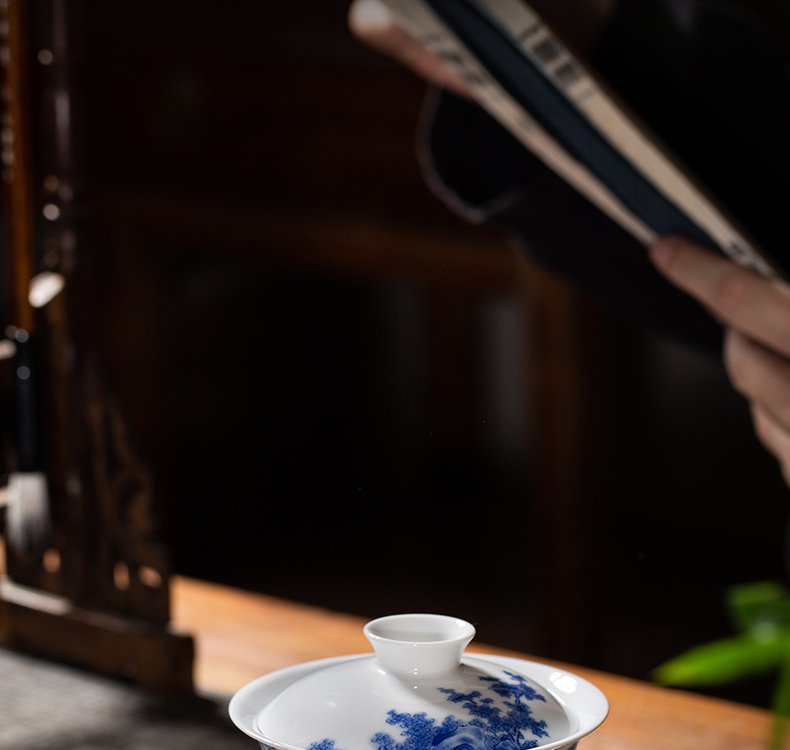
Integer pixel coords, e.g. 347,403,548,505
649,238,677,269
349,0,392,30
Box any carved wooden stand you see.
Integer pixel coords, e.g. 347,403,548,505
0,0,193,693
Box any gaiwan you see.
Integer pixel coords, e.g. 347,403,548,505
230,614,608,750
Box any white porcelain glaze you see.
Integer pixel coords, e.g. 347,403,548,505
229,614,608,750
363,614,476,676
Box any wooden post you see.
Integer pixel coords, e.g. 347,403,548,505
520,260,607,665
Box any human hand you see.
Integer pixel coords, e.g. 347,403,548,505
650,236,790,486
348,0,472,98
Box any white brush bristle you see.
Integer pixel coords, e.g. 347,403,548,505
6,472,50,552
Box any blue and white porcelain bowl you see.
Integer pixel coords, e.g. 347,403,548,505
229,614,608,750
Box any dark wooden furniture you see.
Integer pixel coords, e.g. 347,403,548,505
0,0,606,688
0,0,194,692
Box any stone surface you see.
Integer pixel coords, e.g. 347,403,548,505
0,648,253,750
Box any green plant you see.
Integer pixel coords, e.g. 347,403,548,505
654,582,790,750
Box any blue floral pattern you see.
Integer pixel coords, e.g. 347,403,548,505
307,672,550,750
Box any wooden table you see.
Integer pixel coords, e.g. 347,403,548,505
171,576,774,750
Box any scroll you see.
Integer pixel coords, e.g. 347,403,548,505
380,0,783,279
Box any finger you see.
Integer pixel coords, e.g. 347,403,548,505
750,402,790,487
650,236,790,358
724,329,790,432
348,0,472,98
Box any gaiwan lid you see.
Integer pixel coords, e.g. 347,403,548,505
229,614,608,750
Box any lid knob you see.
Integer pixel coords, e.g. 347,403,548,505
363,613,476,677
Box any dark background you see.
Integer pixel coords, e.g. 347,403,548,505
9,0,790,707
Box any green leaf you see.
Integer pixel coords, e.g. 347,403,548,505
768,660,790,750
774,658,790,718
653,634,790,687
726,582,790,632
